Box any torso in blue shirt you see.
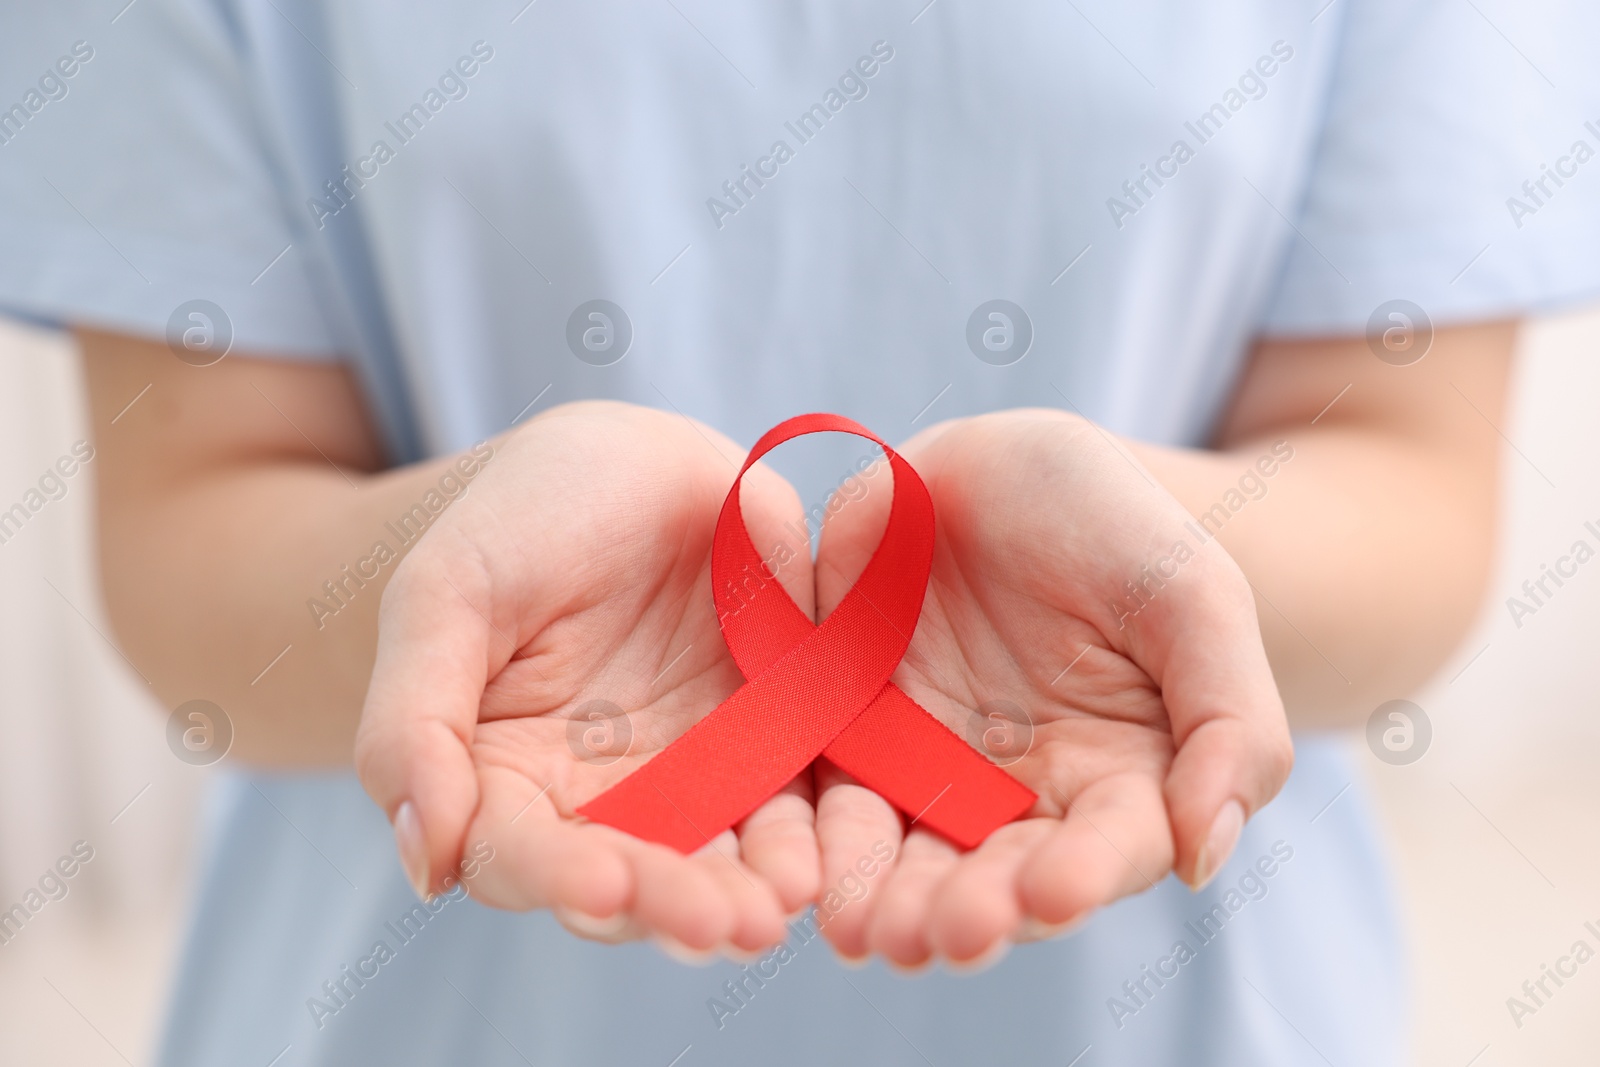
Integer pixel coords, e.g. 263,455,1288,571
20,0,1594,1063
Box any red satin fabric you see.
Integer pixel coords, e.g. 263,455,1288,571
577,414,1035,853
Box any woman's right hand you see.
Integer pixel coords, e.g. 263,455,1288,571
355,401,821,956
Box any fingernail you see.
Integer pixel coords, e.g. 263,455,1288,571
1192,800,1244,891
654,936,717,966
721,945,762,964
393,801,430,901
885,956,934,977
1016,914,1088,942
555,907,633,941
944,938,1011,974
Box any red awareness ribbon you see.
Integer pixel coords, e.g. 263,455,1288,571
577,413,1036,853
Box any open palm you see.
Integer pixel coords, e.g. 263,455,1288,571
356,401,818,955
810,410,1292,966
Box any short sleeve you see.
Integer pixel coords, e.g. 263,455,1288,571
0,0,339,355
1261,0,1600,333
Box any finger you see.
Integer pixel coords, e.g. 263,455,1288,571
465,766,634,921
864,828,958,969
468,797,748,953
692,830,788,952
926,818,1055,963
736,774,820,914
554,907,645,945
1140,556,1293,888
1018,773,1175,927
813,760,902,960
1012,912,1088,945
1166,717,1285,889
624,838,739,951
355,539,498,899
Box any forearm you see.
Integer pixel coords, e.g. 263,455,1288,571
81,331,494,765
103,461,492,764
1129,426,1494,727
1124,321,1514,728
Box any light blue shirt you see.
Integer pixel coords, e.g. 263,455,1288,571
3,1,1596,1064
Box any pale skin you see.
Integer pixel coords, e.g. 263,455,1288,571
78,318,1513,963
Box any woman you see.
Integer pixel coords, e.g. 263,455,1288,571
2,0,1593,1063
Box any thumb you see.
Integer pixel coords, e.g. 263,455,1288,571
354,543,494,899
1140,552,1294,890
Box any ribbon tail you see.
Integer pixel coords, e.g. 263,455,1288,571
822,684,1036,850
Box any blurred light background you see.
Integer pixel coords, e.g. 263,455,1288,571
0,307,1595,1065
